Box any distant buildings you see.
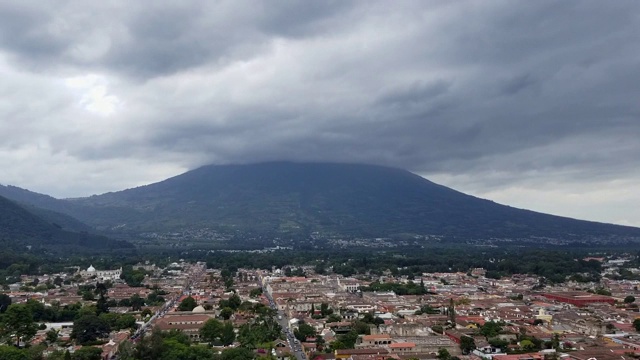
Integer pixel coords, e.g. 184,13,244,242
542,292,615,307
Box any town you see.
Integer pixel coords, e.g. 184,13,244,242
2,255,640,360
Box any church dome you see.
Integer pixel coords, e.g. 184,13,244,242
87,265,96,272
192,305,206,313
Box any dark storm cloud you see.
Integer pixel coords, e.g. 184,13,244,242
1,0,640,224
0,3,68,62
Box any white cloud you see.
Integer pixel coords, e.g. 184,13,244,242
65,74,122,116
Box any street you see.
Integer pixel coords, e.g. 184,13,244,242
262,279,307,360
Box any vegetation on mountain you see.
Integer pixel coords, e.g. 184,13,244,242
0,194,134,254
3,162,640,244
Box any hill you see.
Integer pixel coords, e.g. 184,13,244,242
3,162,640,245
0,194,134,254
44,162,639,244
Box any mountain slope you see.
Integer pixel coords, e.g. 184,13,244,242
54,162,640,243
0,184,142,231
0,194,134,253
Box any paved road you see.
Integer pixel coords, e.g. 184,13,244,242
131,265,206,341
262,279,307,360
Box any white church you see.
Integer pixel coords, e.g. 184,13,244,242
77,265,122,281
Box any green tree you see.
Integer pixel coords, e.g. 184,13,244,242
480,321,503,338
141,308,153,318
4,304,37,346
0,346,29,360
551,333,561,351
178,296,197,311
95,296,109,315
595,288,611,296
220,307,233,320
448,298,456,323
294,323,316,342
361,312,375,324
146,292,165,306
488,338,509,352
460,336,475,354
437,348,452,360
133,328,165,360
520,339,535,351
624,295,636,304
130,294,146,311
24,299,49,322
120,266,146,287
220,322,236,346
431,325,444,334
46,328,59,345
327,313,342,323
199,318,223,345
117,340,135,360
236,315,281,348
116,314,137,330
71,346,102,360
320,303,333,317
0,294,11,313
337,330,359,348
249,288,262,298
227,294,241,310
220,347,255,360
71,314,111,344
352,320,372,335
633,318,640,332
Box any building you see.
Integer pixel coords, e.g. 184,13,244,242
154,314,213,340
542,292,615,307
77,265,122,281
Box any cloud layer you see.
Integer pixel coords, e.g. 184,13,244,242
1,1,639,225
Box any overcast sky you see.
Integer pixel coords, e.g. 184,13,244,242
1,1,639,226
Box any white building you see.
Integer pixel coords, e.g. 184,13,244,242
78,265,122,281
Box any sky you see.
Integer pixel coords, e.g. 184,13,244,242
0,1,639,226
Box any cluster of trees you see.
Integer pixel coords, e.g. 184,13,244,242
294,322,316,343
199,319,236,346
361,280,429,295
283,267,305,277
236,313,281,348
0,344,104,360
177,296,198,312
309,302,340,322
461,321,562,354
0,282,140,352
414,304,441,315
435,348,460,360
125,328,254,360
0,301,136,358
71,311,137,344
219,269,235,290
0,299,113,347
120,266,149,287
78,282,161,310
199,247,606,284
328,320,372,350
479,321,504,338
249,288,262,298
292,316,378,352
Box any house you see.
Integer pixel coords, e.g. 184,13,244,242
388,342,417,354
154,314,213,340
357,334,392,348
